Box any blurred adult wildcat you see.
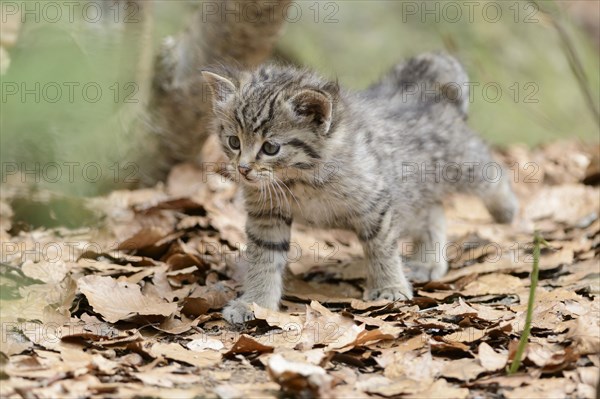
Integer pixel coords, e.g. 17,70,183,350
202,52,518,324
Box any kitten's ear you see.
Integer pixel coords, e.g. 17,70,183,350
287,89,333,134
201,71,237,104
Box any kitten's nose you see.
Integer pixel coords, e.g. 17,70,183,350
238,165,251,177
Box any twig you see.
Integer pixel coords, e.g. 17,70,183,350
507,231,546,374
532,0,600,128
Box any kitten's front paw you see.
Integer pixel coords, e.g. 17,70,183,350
222,299,255,325
367,285,413,301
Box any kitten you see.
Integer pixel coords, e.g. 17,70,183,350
201,52,519,325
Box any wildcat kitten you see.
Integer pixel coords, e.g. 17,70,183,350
201,52,519,325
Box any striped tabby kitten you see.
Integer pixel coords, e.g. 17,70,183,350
201,52,518,324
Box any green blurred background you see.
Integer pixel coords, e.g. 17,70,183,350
1,0,599,198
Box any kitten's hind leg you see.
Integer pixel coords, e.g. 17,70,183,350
405,205,448,282
359,211,413,301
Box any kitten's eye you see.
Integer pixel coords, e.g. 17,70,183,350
262,142,280,156
228,136,240,150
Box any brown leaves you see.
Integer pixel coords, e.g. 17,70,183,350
78,275,178,323
149,342,221,368
267,354,334,398
478,342,508,371
225,335,274,358
1,142,598,398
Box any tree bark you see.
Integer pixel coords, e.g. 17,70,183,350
142,0,291,184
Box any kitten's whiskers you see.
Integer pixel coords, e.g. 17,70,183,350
274,176,302,218
272,177,291,215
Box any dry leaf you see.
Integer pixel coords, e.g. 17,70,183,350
21,260,69,284
186,337,225,352
134,365,203,388
224,335,274,358
252,303,304,330
304,301,363,351
406,378,469,399
78,275,178,323
440,358,485,381
478,342,508,371
267,354,334,398
502,377,577,398
150,342,221,368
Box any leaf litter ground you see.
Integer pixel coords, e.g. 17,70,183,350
1,140,599,398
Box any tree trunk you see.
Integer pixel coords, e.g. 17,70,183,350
141,0,291,185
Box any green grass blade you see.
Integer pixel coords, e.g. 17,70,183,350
508,231,543,375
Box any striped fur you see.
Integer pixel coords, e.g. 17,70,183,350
202,52,519,325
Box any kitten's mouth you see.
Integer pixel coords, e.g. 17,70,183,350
240,172,264,184
231,164,273,185
241,171,272,185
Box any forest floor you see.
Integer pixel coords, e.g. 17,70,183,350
1,139,599,398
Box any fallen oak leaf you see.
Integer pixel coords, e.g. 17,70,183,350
382,350,444,385
267,353,335,398
76,251,159,267
429,336,471,356
154,313,206,335
165,265,199,286
406,378,469,399
117,226,170,251
336,328,398,353
565,315,600,355
478,342,508,371
348,298,390,311
186,336,224,352
181,297,210,317
358,376,423,397
303,301,364,351
526,343,579,373
21,260,69,284
375,334,428,367
252,303,304,330
259,348,329,368
149,342,221,368
224,335,274,359
138,197,207,214
78,275,178,323
501,376,577,399
61,319,143,347
189,283,237,310
0,333,32,357
440,358,486,382
434,297,479,317
133,364,203,388
443,326,487,343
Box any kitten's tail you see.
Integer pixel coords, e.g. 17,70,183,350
481,172,519,224
369,51,470,118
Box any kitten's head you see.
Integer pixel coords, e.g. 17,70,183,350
201,65,339,185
